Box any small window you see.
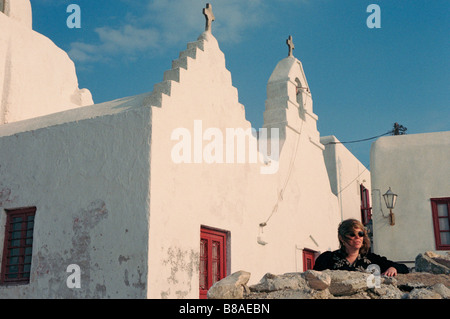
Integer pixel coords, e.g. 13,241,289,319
1,207,36,284
0,0,5,14
303,249,316,271
431,198,450,250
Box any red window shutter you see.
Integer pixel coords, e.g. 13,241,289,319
302,249,316,271
199,227,227,299
431,198,450,250
360,185,372,225
1,207,36,284
199,239,208,293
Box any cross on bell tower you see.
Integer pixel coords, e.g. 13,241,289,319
286,35,295,57
203,3,215,33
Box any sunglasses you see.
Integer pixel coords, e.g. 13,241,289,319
348,231,365,238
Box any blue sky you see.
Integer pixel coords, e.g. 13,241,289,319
30,0,449,165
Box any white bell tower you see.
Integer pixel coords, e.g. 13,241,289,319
263,36,322,152
1,0,32,29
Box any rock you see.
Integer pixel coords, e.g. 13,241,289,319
331,291,372,299
368,286,406,299
415,251,450,274
430,283,450,299
324,270,369,296
381,276,397,287
249,272,309,293
239,263,450,300
396,272,450,291
408,288,442,299
264,290,314,299
304,270,331,290
429,251,450,269
207,270,251,299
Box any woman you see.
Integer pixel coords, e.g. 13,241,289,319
313,219,408,276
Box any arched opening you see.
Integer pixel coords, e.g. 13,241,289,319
295,78,306,120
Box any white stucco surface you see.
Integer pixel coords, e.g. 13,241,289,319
2,0,32,29
0,6,92,124
0,96,152,298
322,135,371,222
370,131,450,263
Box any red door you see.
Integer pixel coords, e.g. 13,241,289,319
199,227,227,299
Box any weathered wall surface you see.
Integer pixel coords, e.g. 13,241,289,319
0,9,92,125
0,97,151,298
370,131,450,262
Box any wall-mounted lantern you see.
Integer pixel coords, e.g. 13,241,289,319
383,187,397,225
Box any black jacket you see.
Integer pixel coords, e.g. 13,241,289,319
313,249,409,274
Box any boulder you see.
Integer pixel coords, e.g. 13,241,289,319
304,270,331,290
396,272,450,291
249,272,309,293
408,288,442,299
415,251,450,274
430,283,450,299
207,270,251,299
324,270,370,296
367,285,406,299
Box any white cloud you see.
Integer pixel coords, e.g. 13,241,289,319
95,25,160,53
69,24,161,63
68,42,99,63
68,0,271,63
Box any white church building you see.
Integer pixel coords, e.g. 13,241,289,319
0,2,373,298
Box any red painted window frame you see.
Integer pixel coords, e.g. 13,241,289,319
302,249,316,271
1,207,36,284
199,227,227,299
360,184,372,225
431,198,450,250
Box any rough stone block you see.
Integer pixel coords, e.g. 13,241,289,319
207,271,251,299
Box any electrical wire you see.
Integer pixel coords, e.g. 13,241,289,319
262,90,306,226
323,131,392,145
337,163,369,195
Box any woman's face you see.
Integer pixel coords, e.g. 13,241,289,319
343,228,364,251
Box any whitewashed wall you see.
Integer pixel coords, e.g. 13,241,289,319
370,131,450,263
2,0,32,29
322,135,371,222
0,96,152,298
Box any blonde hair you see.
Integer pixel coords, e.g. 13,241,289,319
338,219,371,255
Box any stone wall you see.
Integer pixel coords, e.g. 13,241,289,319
208,252,450,299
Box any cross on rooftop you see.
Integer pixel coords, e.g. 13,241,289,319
287,35,295,57
203,3,215,33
